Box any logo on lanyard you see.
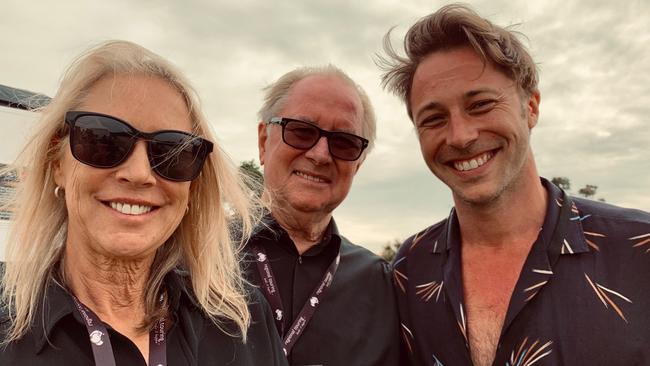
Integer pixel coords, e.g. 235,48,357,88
89,330,105,346
309,297,319,307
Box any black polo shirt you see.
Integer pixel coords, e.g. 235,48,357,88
394,178,650,365
244,216,402,366
0,268,288,366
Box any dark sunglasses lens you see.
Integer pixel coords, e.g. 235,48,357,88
283,121,320,149
329,134,364,160
148,132,208,181
71,115,134,167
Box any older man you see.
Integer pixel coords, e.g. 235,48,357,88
380,4,650,366
245,66,401,365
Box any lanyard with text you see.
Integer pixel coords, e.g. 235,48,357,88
71,294,167,366
252,244,340,356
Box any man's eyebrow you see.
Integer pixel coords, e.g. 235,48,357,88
291,115,315,124
290,115,358,134
413,102,444,122
465,88,500,98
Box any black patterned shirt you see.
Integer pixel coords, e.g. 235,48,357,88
393,179,650,365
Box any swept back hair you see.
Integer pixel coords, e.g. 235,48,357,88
257,65,377,153
378,3,539,120
1,40,260,343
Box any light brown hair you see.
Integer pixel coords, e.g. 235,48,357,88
379,3,538,120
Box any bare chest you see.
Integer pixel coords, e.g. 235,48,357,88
462,251,528,366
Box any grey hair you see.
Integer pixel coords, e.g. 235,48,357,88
258,65,376,153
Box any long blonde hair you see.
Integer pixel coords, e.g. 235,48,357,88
1,40,259,343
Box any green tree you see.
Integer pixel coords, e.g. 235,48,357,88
578,184,598,199
239,160,264,196
380,239,402,262
551,177,605,202
551,177,571,191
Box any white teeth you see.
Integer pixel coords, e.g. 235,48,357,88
109,202,153,215
454,152,493,172
295,171,325,183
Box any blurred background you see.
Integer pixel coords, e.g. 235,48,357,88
1,0,649,258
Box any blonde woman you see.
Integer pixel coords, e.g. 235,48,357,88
0,41,287,366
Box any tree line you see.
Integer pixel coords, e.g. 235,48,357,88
379,176,605,261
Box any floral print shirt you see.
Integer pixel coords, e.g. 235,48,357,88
393,179,650,366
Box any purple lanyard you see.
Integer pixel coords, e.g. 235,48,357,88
71,294,167,366
252,244,340,356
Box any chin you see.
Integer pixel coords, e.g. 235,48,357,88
452,184,504,207
287,197,333,214
98,235,161,260
291,202,329,214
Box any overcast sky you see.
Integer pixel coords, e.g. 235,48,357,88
1,0,648,253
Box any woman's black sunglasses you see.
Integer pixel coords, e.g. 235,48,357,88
64,111,213,182
267,117,368,161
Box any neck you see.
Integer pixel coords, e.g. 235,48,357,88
271,208,331,255
454,166,548,249
63,245,154,332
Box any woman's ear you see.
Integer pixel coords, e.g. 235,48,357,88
52,150,67,188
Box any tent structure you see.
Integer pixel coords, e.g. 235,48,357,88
0,84,48,221
0,84,50,110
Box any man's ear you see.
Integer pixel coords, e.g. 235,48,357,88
257,121,267,166
354,153,366,174
526,90,541,129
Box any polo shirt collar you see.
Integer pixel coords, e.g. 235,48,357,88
256,214,340,257
32,278,76,354
429,177,591,257
32,268,197,354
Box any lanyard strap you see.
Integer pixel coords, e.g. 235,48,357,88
252,244,340,356
71,294,167,366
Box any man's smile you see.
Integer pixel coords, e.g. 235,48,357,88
452,151,494,172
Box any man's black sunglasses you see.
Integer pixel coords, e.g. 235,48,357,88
267,117,368,161
64,111,213,182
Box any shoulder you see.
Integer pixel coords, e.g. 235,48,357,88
245,286,270,314
396,218,447,261
243,286,285,353
338,236,391,275
573,197,650,224
193,286,287,365
245,285,280,330
572,197,650,236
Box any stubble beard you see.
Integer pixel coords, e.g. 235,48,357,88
451,147,532,210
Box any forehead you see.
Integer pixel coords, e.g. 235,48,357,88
280,74,363,133
80,73,192,133
410,47,516,109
